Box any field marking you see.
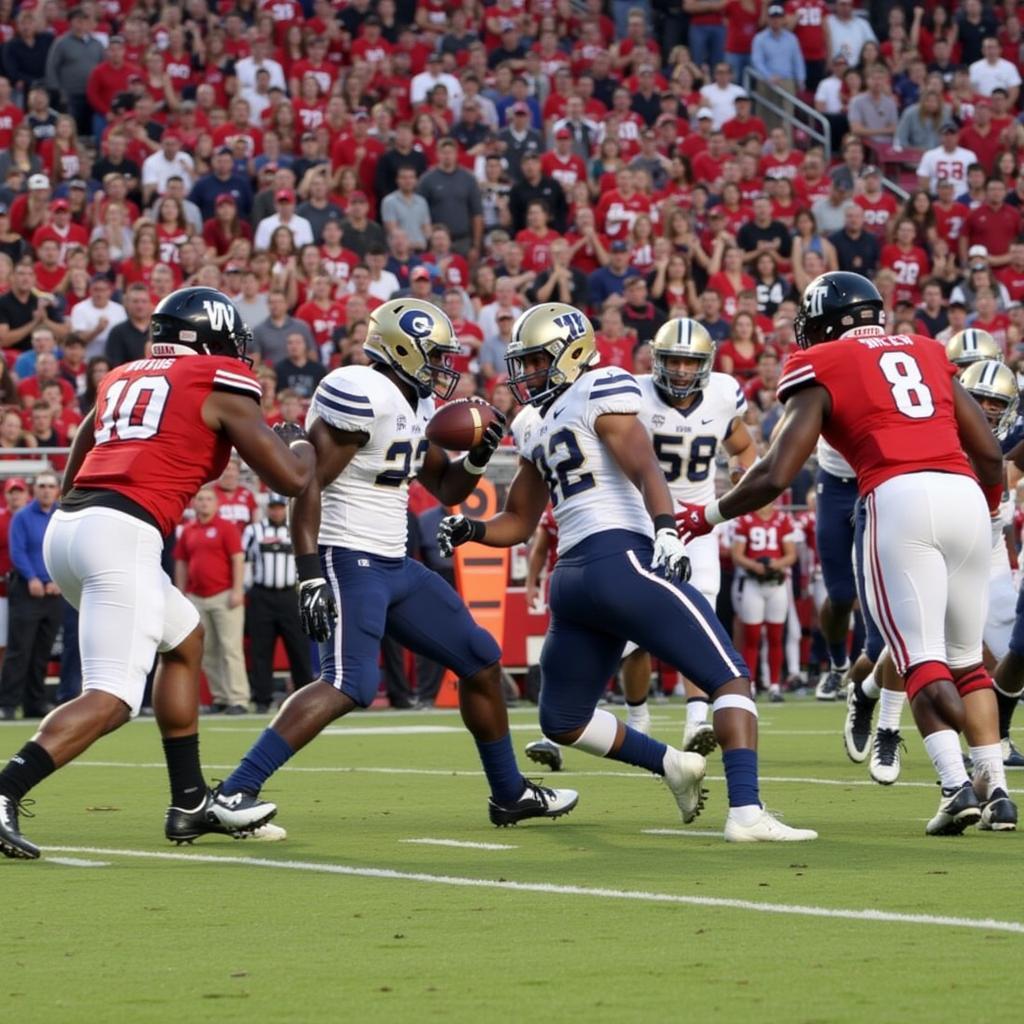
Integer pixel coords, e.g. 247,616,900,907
47,856,110,867
642,829,723,838
41,844,1024,935
69,761,1022,794
400,838,517,851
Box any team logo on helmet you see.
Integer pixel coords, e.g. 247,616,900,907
203,299,236,334
552,309,588,341
398,308,434,341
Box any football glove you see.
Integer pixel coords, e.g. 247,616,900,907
273,421,309,446
438,514,485,557
652,528,691,583
298,578,337,642
676,502,714,542
465,402,507,473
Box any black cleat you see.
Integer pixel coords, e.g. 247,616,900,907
843,681,877,763
164,786,277,844
815,668,843,701
488,780,578,827
1002,737,1024,768
0,794,39,859
980,789,1018,831
524,738,563,772
926,781,982,836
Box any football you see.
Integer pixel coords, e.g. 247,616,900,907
426,398,500,451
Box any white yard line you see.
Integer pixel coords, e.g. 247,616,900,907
400,838,517,851
642,829,723,838
40,845,1024,935
47,856,110,867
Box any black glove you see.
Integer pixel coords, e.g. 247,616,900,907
298,578,337,642
274,421,309,446
758,557,786,585
465,402,506,472
438,514,485,557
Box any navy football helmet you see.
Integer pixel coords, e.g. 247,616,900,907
794,272,885,349
150,286,253,364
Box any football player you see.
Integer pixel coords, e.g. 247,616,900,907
945,328,1003,375
442,302,816,842
215,298,578,828
0,287,317,860
680,272,1017,834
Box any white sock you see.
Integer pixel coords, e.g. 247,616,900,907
685,699,709,728
728,804,761,826
877,689,905,731
923,729,970,790
861,670,881,700
769,682,780,695
970,743,1008,798
626,701,650,731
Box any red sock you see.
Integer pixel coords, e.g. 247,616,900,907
766,623,785,684
743,623,762,685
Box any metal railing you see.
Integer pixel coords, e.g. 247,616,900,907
743,67,832,163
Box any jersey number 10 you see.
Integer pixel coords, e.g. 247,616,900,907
94,375,171,445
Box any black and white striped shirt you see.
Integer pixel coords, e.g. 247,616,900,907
243,521,297,590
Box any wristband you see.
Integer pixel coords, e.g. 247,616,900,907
653,514,676,534
295,552,323,581
465,518,486,543
982,481,1003,516
705,500,725,526
462,455,488,476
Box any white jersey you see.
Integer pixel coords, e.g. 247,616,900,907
512,368,650,557
635,372,746,505
306,365,433,557
816,436,855,479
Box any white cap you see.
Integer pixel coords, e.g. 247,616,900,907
968,244,989,258
27,173,50,190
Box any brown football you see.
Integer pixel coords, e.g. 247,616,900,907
426,398,500,451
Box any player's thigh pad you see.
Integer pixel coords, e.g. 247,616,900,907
158,580,201,653
852,498,886,662
739,578,768,624
685,532,722,605
764,579,789,624
815,471,858,605
320,547,394,707
385,558,500,678
43,508,167,716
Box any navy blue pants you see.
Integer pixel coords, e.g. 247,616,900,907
319,547,500,707
539,531,747,735
815,469,858,607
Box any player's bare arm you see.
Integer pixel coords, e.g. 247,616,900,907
952,378,1006,490
202,390,316,497
723,416,757,482
451,456,550,550
525,523,549,607
418,402,506,506
60,410,96,497
594,412,675,522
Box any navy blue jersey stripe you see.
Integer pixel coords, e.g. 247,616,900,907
593,373,635,387
590,385,643,400
320,382,372,405
317,394,375,417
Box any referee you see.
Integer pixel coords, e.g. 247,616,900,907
243,494,312,713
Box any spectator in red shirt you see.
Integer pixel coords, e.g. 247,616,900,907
17,352,75,410
995,239,1024,302
963,177,1023,267
970,287,1011,354
880,218,932,304
594,304,638,369
516,201,560,274
31,199,88,264
174,486,250,714
960,99,1002,173
722,94,768,148
85,36,142,135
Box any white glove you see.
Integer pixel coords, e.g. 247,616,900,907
652,528,691,583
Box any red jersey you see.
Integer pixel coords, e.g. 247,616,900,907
595,333,635,369
760,151,803,181
173,515,242,596
995,264,1024,303
0,103,24,149
212,483,257,533
879,243,931,303
319,246,360,284
516,227,560,273
967,202,1023,257
295,298,347,350
933,200,971,246
724,0,762,55
854,192,899,237
0,506,13,596
73,355,263,536
733,509,796,561
785,0,828,60
540,151,588,192
722,115,767,145
595,190,652,240
776,328,975,496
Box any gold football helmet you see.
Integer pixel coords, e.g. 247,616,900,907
652,318,716,399
945,328,1002,371
363,297,461,400
505,303,598,406
960,358,1020,439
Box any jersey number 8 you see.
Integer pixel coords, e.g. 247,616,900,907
94,375,171,445
878,350,934,420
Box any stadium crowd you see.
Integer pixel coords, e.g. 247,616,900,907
1,0,1024,706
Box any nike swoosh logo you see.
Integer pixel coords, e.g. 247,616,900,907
701,417,714,424
553,408,564,418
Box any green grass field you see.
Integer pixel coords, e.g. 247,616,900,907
3,699,1022,1024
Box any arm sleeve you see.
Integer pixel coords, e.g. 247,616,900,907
776,350,819,402
313,375,376,433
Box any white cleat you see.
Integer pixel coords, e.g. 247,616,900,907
682,722,718,756
869,728,904,785
724,807,818,842
237,822,288,841
662,748,707,824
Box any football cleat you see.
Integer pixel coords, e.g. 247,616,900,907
488,781,578,827
869,727,904,785
843,681,877,763
524,738,563,772
1002,736,1024,768
979,789,1018,832
724,807,818,842
768,688,785,704
815,668,844,701
0,794,39,860
662,748,707,824
237,822,288,842
682,721,718,756
165,786,277,844
926,781,982,836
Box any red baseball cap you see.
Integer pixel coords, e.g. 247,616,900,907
275,188,296,203
4,478,27,494
216,192,237,206
555,127,571,139
411,266,431,281
50,198,69,212
349,190,368,203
